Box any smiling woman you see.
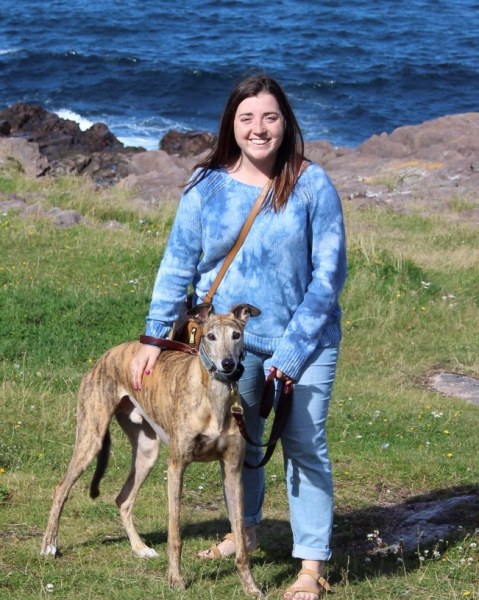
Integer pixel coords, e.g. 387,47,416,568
131,73,347,600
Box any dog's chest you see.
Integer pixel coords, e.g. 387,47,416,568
187,417,234,459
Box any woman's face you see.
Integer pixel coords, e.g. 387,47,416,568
233,92,285,169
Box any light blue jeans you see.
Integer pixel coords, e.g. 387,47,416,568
238,345,339,561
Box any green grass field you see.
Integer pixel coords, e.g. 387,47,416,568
1,168,478,599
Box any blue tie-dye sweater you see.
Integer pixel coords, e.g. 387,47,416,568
145,163,347,381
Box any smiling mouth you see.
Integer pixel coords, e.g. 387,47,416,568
250,138,269,145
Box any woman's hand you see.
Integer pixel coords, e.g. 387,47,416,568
131,344,162,391
271,368,294,393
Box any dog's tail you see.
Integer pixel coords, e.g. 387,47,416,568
89,428,111,499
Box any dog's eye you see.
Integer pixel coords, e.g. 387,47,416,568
206,333,216,341
232,331,241,340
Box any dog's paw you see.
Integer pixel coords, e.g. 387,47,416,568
135,546,159,558
41,543,58,557
168,573,186,590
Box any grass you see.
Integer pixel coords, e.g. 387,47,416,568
1,168,478,599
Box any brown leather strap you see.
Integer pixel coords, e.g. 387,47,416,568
139,335,199,355
203,179,271,304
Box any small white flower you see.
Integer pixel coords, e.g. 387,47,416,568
469,542,477,548
356,434,363,439
46,583,54,593
433,550,441,559
364,557,371,563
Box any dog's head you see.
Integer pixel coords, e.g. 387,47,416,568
189,303,261,378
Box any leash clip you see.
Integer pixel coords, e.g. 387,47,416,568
230,384,244,416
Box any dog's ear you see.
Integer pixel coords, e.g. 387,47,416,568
230,304,261,324
186,302,215,322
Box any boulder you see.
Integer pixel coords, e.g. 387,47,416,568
0,138,49,177
160,130,216,157
0,102,142,184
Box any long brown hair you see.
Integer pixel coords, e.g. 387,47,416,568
187,74,305,211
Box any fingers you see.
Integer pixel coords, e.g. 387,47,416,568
270,367,294,391
131,345,161,391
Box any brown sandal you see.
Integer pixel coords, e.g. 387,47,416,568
283,568,332,598
198,531,257,559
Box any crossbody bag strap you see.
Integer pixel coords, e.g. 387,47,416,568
203,179,271,304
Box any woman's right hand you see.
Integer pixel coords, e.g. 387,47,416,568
131,344,162,391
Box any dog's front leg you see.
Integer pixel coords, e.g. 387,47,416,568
166,455,186,589
222,457,264,599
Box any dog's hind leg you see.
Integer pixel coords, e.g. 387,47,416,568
115,412,161,558
41,410,110,556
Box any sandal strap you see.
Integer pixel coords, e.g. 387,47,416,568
299,569,333,592
208,543,222,559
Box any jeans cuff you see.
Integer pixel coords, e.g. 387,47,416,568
292,544,332,561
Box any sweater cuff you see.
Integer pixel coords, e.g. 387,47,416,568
270,347,307,382
145,318,171,339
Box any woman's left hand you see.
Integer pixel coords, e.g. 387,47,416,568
272,368,294,393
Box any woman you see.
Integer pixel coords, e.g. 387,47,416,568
131,74,347,599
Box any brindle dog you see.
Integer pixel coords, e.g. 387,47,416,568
41,303,263,598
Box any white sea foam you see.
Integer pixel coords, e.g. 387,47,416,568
55,109,94,132
0,47,20,55
117,135,158,150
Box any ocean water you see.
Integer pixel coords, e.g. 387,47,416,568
0,0,478,150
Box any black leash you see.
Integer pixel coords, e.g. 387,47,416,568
231,370,293,469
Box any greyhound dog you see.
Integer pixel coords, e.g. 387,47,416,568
41,303,264,598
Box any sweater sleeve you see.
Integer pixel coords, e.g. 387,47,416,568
145,185,203,338
270,170,347,380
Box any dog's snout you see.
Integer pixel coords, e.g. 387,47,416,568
221,357,236,372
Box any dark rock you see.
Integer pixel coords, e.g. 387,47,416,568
0,120,11,136
160,130,216,157
0,102,142,184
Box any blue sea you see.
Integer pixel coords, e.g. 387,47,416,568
1,0,478,150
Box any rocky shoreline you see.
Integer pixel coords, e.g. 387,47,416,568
1,103,478,225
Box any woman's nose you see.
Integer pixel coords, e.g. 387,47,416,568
252,118,265,133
